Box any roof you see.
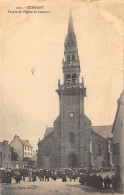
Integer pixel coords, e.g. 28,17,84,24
92,125,113,138
20,139,33,148
44,127,54,138
91,130,108,142
112,89,124,133
22,157,32,161
0,141,9,152
22,156,37,162
29,156,37,162
10,135,33,148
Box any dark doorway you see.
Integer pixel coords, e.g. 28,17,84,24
67,153,78,168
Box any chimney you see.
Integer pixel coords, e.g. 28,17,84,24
14,134,19,139
2,140,8,145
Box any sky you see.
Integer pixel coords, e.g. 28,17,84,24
0,0,123,149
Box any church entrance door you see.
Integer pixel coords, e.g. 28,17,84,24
67,153,78,168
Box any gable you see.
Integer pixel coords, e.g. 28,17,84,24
92,125,112,138
44,127,54,138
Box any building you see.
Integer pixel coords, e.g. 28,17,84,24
112,90,124,165
0,140,11,168
112,89,124,191
38,12,112,169
22,150,37,168
10,134,33,160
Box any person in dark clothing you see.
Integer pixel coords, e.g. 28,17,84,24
104,175,111,189
69,171,73,182
15,170,21,184
62,172,67,182
79,173,84,185
72,172,76,182
6,170,12,184
32,170,36,182
39,169,44,181
45,170,50,181
97,175,103,189
111,175,116,191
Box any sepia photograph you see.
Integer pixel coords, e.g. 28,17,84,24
0,0,124,194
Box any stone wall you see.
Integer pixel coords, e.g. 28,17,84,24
38,132,58,168
0,141,11,168
91,130,109,168
10,136,23,159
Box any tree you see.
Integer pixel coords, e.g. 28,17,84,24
10,147,19,161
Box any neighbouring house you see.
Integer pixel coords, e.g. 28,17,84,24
112,89,124,192
22,150,38,168
112,90,124,166
9,135,33,168
0,140,11,168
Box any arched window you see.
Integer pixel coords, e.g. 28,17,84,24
67,55,70,62
72,54,75,61
46,145,50,156
72,73,77,84
97,144,102,156
66,74,71,84
69,132,74,146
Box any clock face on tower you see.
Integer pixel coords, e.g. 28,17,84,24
69,112,74,118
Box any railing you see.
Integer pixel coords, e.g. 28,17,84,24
63,61,80,67
58,83,84,90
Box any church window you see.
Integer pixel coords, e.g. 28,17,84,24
69,132,74,146
72,73,77,84
67,55,70,62
113,144,116,155
116,143,120,155
113,143,119,155
46,145,50,156
66,74,71,84
72,54,75,61
97,144,102,156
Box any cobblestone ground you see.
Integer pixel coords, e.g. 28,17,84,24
0,178,120,195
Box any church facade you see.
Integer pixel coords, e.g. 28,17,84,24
38,13,112,169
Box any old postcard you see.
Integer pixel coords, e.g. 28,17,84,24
0,0,124,194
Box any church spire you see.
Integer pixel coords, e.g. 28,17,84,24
68,10,74,37
62,10,81,85
65,10,77,49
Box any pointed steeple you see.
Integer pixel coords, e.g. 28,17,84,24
57,10,86,106
68,10,74,37
65,10,77,49
61,10,81,86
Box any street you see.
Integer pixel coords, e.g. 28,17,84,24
0,178,120,195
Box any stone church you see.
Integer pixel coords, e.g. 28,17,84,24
38,13,112,169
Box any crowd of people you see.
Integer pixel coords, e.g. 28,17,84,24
0,166,120,192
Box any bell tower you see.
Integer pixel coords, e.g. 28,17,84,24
63,11,80,86
56,11,90,168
